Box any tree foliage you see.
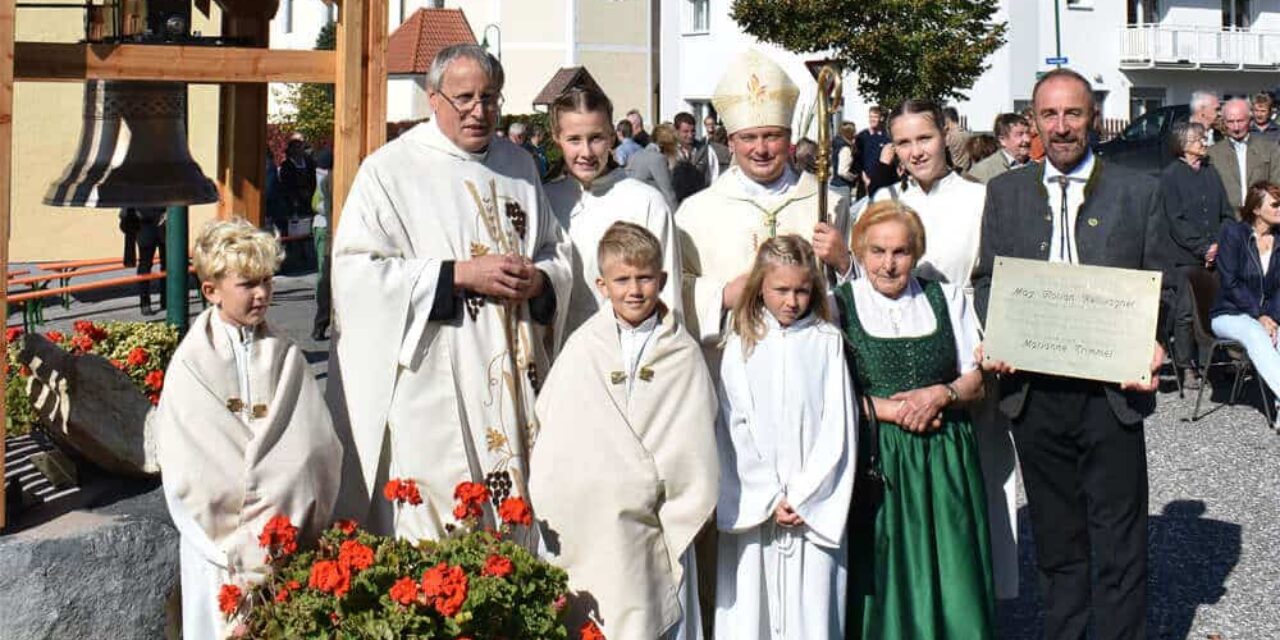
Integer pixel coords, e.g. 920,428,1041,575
731,0,1006,108
277,22,337,147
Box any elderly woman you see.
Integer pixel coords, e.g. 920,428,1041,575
1162,121,1235,388
835,201,994,639
1210,181,1280,417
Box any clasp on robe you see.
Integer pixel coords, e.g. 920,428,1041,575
226,398,244,413
638,367,654,382
251,404,268,419
609,371,625,385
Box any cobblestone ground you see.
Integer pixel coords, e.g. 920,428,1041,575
22,271,1280,640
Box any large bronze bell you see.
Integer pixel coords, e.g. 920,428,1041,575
44,80,218,208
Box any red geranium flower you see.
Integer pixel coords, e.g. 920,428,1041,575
580,620,607,640
69,334,94,352
217,584,241,616
110,359,125,370
333,519,359,535
258,515,299,557
19,365,31,377
388,576,419,606
148,392,161,406
454,481,490,506
383,479,402,502
145,369,164,391
45,330,65,343
308,559,351,598
481,554,514,578
127,346,149,367
338,539,374,573
383,478,424,505
498,497,532,527
421,562,469,617
274,580,300,603
5,327,22,343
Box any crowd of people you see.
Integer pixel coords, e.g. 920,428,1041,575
153,40,1280,640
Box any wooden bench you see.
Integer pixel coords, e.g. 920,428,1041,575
8,262,181,331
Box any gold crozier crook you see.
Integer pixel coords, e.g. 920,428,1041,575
814,65,843,225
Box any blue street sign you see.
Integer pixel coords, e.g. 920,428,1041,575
1046,57,1069,65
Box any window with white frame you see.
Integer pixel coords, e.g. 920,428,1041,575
1223,0,1251,29
685,0,710,33
1127,0,1160,25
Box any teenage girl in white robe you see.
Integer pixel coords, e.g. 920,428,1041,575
715,235,858,640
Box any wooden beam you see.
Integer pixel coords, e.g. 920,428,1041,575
215,11,272,225
363,0,387,155
15,43,335,84
0,0,13,532
331,0,366,233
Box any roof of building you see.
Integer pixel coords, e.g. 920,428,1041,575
387,8,478,76
532,66,604,106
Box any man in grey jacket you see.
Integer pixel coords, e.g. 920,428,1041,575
974,69,1168,640
1206,97,1280,210
968,112,1033,184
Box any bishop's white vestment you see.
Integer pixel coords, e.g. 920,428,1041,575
544,168,683,335
676,166,850,371
327,119,572,543
715,311,857,640
157,308,342,640
530,306,719,640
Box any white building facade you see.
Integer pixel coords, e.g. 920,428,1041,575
269,0,657,124
661,0,1280,136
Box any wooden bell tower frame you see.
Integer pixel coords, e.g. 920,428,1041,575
0,0,387,529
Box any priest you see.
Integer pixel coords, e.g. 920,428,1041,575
676,49,853,373
327,44,572,544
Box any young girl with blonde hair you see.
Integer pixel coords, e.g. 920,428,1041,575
715,235,857,640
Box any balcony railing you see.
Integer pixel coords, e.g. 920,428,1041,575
1119,24,1280,69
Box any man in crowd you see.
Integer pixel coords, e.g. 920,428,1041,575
856,105,890,190
1250,91,1279,136
1206,97,1280,209
327,44,571,543
614,118,643,166
974,68,1166,640
627,108,651,148
832,121,859,194
673,111,719,203
1190,90,1222,145
944,106,972,171
507,121,527,146
968,112,1032,183
703,115,718,141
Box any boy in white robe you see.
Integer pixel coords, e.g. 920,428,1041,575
530,222,719,640
715,235,857,640
156,219,342,639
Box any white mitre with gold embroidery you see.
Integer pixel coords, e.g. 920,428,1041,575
712,49,800,134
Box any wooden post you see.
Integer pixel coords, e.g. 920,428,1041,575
332,0,367,233
0,0,14,531
215,4,277,226
363,0,388,155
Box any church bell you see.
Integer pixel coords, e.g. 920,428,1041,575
44,80,218,208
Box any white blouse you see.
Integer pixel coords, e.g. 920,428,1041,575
842,276,980,375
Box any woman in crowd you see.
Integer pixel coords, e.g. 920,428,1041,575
625,122,680,209
543,86,681,335
1210,180,1280,417
1162,121,1234,389
835,201,995,639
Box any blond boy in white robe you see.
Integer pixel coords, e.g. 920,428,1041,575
156,219,342,639
530,222,719,640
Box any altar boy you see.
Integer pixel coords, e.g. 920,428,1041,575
530,222,719,639
156,219,342,639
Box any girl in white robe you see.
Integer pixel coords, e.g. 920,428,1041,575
543,86,683,336
715,235,857,640
157,220,342,639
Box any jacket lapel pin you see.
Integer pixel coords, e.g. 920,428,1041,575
610,371,626,385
